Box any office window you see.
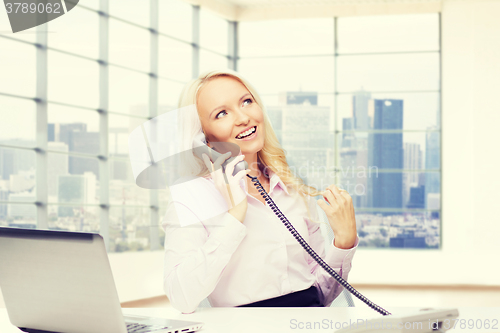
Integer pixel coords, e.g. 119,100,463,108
0,97,36,148
109,113,135,157
109,157,150,207
47,51,99,109
109,207,150,252
199,50,228,73
158,79,185,109
48,7,99,59
109,19,150,72
3,204,37,229
80,0,99,11
109,67,149,116
0,38,36,97
336,15,441,250
337,92,440,131
47,104,100,155
337,14,439,53
158,36,192,81
159,0,192,43
239,13,441,249
48,205,99,233
239,56,334,94
109,0,149,27
0,148,36,198
337,53,440,92
239,18,334,57
200,9,228,55
51,165,99,204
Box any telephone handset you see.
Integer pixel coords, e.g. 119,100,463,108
192,132,248,177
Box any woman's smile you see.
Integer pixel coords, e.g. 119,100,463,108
235,126,257,141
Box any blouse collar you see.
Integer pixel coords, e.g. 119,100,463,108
265,169,290,196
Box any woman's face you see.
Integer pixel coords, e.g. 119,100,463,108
197,76,265,156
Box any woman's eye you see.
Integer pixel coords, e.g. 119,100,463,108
243,98,252,106
216,110,227,119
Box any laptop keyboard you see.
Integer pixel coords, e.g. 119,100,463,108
126,322,170,333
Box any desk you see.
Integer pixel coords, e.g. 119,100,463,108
1,307,499,332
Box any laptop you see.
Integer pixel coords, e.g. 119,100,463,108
0,227,203,333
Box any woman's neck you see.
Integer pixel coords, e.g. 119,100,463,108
244,152,268,184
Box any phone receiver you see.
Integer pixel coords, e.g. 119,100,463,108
192,132,248,176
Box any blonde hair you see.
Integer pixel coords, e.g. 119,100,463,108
178,69,326,224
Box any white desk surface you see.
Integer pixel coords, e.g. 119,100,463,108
1,307,499,332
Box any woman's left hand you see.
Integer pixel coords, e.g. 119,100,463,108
317,185,357,249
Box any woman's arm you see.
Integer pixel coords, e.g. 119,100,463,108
304,197,359,307
162,200,247,313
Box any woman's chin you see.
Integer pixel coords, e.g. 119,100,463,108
239,141,264,156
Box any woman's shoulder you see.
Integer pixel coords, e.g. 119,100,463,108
169,175,216,201
167,175,228,223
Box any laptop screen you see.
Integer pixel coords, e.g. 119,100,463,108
0,227,128,333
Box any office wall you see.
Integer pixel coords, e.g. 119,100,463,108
351,0,500,286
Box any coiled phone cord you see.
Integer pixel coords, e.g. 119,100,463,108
246,174,391,316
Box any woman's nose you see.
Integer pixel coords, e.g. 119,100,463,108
235,109,250,125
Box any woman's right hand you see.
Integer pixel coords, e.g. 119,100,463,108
201,152,250,223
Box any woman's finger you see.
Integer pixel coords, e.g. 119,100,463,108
340,190,351,201
325,185,339,200
233,167,250,182
225,154,245,176
317,198,333,214
212,151,231,170
322,188,337,206
201,153,213,171
329,185,345,203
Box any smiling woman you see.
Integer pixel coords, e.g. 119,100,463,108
161,69,359,314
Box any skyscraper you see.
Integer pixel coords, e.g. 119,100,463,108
0,142,35,181
353,89,372,130
49,123,100,178
69,131,100,177
339,117,357,197
425,127,440,209
271,92,332,189
368,99,404,213
341,118,354,148
8,191,36,219
282,104,331,188
47,141,69,198
282,91,318,106
266,107,283,144
58,123,87,146
47,123,55,142
57,172,96,217
0,149,16,181
406,185,425,208
403,143,423,207
345,90,372,208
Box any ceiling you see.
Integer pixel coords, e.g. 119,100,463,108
220,0,440,8
183,0,443,21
